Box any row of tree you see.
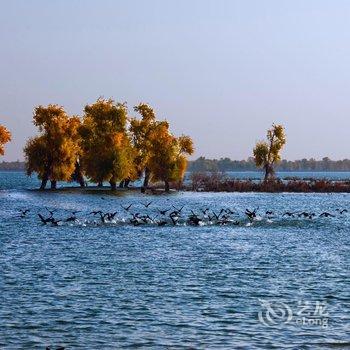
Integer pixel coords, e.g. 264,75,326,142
23,99,194,191
3,113,344,188
189,157,350,172
0,117,283,187
5,155,350,173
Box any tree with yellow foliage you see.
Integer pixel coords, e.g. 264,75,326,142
24,105,81,189
130,103,194,191
147,122,194,192
80,98,136,190
129,103,163,189
0,124,11,156
253,124,286,181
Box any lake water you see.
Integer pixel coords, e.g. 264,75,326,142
1,171,350,191
1,172,349,349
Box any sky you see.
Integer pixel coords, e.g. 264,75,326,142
1,0,350,161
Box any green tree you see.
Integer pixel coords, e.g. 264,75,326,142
129,103,161,189
24,105,81,189
130,103,194,192
253,124,286,181
147,123,194,192
80,98,136,190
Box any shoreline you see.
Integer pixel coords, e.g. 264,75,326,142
2,169,350,173
22,182,350,194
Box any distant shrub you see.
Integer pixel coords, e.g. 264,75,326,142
187,173,350,193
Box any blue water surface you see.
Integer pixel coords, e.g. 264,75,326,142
0,172,349,349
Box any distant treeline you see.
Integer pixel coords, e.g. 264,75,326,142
188,157,350,172
0,161,25,171
2,157,350,172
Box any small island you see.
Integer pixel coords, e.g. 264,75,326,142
1,107,350,192
22,99,194,192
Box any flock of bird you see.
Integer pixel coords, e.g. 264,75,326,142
17,202,349,228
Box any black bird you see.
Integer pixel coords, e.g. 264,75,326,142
143,201,152,208
65,215,76,222
169,209,180,218
129,214,142,226
299,212,315,219
217,218,230,226
97,212,106,223
211,211,220,220
105,211,118,220
340,209,348,214
65,210,79,222
90,210,103,216
219,208,226,215
38,213,53,225
188,210,203,225
201,208,209,215
158,209,170,215
266,210,274,215
172,205,184,213
19,209,30,218
139,214,154,224
188,216,202,226
130,213,141,220
169,209,182,217
245,208,258,221
50,218,61,226
320,212,335,218
122,204,133,211
221,214,231,220
283,212,295,217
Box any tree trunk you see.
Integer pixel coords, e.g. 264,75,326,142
264,164,269,182
40,177,48,190
124,179,130,188
164,180,170,192
50,180,57,190
110,180,117,190
119,180,125,188
143,168,150,188
75,161,85,187
40,163,51,190
264,163,275,182
97,181,103,187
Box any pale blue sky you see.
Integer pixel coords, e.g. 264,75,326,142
1,0,350,161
